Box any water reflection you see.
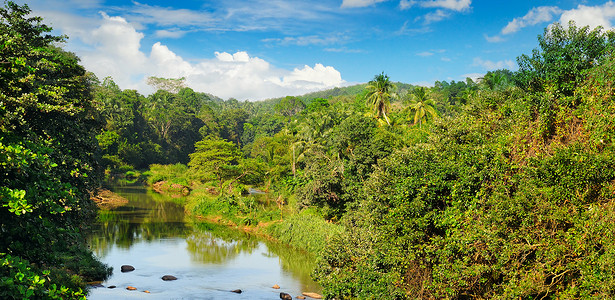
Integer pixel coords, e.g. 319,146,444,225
88,184,320,299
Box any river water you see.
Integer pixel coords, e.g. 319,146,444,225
87,185,321,299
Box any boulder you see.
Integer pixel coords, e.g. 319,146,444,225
107,285,116,289
231,289,242,294
161,275,178,281
297,296,306,300
120,265,135,272
126,286,137,291
279,292,292,300
272,284,280,289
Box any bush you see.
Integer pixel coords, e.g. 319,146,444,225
0,254,87,300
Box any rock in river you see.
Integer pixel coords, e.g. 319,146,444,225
161,275,178,281
231,289,242,293
272,284,280,289
279,292,292,300
120,265,135,272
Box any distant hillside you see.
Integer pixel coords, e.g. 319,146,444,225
261,81,415,105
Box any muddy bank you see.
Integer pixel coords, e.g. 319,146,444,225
91,189,128,210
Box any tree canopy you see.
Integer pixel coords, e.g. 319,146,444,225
365,72,395,125
0,2,110,298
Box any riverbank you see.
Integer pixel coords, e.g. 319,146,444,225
91,188,129,210
145,179,344,257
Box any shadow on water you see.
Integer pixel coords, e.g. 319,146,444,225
87,184,321,299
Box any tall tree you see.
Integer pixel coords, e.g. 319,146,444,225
407,87,438,127
365,72,395,125
516,21,615,98
188,137,242,190
0,2,110,297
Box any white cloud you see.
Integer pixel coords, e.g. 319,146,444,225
416,51,434,56
69,13,344,100
484,34,505,43
492,2,615,40
441,57,451,62
461,73,483,82
424,9,450,23
401,0,471,24
77,12,148,91
473,57,516,70
401,0,471,12
559,2,615,30
262,34,346,46
419,0,471,11
129,2,216,27
341,0,388,8
502,6,562,35
154,29,190,39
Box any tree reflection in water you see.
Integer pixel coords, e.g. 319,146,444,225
88,184,320,294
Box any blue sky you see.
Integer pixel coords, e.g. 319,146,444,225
15,0,615,100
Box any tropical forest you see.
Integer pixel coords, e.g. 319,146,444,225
4,1,615,299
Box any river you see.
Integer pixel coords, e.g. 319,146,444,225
87,184,321,299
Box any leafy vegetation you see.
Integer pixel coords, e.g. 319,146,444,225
0,2,111,298
5,2,615,298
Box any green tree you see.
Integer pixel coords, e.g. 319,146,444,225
481,69,514,90
189,137,242,190
365,72,395,125
275,96,306,118
0,1,110,297
516,21,615,98
407,87,438,127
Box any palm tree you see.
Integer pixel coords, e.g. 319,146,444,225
365,72,395,125
407,87,438,127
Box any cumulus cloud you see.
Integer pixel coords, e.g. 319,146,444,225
473,57,516,71
341,0,388,8
559,2,615,30
489,2,615,43
502,6,562,35
71,13,343,100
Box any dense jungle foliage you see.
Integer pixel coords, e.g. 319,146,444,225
1,2,111,299
4,0,615,298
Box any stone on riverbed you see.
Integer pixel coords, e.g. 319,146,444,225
161,275,178,281
126,286,137,291
121,265,135,272
279,292,292,300
231,289,242,293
